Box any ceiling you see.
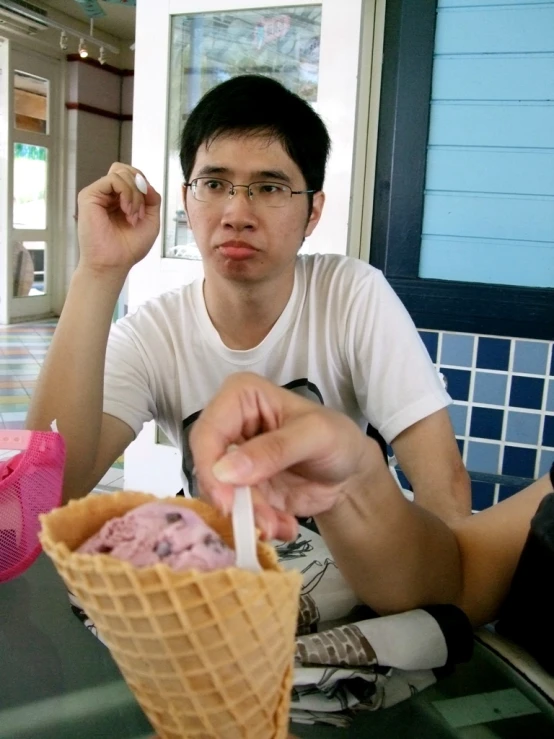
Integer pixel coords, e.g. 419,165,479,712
41,0,135,41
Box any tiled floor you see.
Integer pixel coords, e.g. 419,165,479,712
0,319,124,493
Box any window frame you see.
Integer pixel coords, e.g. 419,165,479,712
370,0,554,341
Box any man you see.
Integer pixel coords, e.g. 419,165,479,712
27,75,469,520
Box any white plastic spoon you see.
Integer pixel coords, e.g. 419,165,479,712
232,484,262,573
227,444,262,573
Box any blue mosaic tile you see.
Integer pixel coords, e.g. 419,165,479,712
456,438,465,457
505,411,541,446
440,333,474,368
440,368,471,401
469,407,503,441
419,331,438,363
498,484,522,502
543,415,554,448
509,376,544,410
539,449,554,477
512,341,549,376
472,371,507,406
466,441,500,474
502,446,537,478
550,347,554,376
448,403,468,436
471,481,495,511
476,337,511,371
548,380,554,412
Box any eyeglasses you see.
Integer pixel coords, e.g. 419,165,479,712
184,177,315,208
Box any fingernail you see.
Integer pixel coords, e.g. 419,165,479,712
258,514,275,540
209,490,231,517
135,172,148,195
212,450,253,483
131,213,139,228
220,495,232,517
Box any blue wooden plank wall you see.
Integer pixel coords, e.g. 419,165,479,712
419,1,554,287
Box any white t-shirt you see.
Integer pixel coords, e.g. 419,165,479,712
104,254,450,492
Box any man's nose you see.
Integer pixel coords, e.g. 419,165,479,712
220,186,257,228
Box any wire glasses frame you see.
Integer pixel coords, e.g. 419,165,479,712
184,177,316,208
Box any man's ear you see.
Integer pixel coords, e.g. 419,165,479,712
182,183,190,222
305,191,325,237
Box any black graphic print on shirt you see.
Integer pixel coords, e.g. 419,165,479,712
179,377,387,535
180,378,325,499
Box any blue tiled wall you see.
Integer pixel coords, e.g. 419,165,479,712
419,329,554,511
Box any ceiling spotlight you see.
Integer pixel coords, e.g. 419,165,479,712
78,38,88,58
59,31,68,51
99,46,106,65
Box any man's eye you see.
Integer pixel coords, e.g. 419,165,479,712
259,184,279,194
205,179,224,190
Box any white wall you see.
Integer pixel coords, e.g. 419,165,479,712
63,59,134,294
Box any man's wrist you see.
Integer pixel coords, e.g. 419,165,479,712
316,437,392,524
72,264,128,294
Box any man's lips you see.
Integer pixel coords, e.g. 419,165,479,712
217,241,259,260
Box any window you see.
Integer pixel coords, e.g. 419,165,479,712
164,7,322,260
370,0,554,340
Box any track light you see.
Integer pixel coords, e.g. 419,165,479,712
98,46,106,65
59,31,68,50
78,38,88,58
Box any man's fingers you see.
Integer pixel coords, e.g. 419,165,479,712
108,167,148,224
190,374,286,502
202,414,335,520
86,164,160,224
211,414,333,486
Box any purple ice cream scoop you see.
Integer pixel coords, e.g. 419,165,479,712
78,502,235,572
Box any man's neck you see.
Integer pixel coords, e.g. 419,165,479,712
203,268,296,350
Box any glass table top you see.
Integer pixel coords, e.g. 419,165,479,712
1,554,553,738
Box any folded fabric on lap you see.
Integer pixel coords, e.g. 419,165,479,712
67,523,474,726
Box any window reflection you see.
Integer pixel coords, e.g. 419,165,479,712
13,241,46,298
13,144,47,230
14,71,48,134
164,6,322,259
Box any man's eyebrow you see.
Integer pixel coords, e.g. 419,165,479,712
194,166,293,183
255,169,292,184
195,165,229,177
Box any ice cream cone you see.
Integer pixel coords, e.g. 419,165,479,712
39,491,302,739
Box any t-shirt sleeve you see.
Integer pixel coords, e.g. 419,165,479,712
345,269,451,444
103,319,157,437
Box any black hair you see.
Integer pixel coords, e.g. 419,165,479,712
179,75,331,193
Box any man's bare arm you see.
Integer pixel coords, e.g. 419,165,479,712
392,408,472,521
26,269,135,500
26,164,161,501
452,473,552,626
314,442,462,614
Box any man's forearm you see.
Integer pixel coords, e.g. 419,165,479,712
26,266,125,494
315,442,463,615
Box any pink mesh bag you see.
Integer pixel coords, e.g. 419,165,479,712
0,429,65,584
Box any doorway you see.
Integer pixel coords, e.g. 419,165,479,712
0,42,61,324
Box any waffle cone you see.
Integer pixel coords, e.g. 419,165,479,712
39,491,302,739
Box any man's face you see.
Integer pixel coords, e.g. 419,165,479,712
183,133,324,285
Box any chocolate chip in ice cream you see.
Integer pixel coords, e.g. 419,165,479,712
204,533,225,553
165,512,182,524
155,540,172,557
